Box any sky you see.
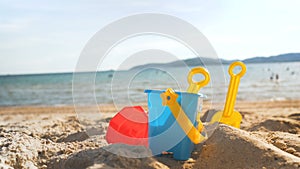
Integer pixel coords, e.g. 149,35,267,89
0,0,300,74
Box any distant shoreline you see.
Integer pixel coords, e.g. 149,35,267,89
129,53,300,70
1,59,300,77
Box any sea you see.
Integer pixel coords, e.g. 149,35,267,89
0,62,299,106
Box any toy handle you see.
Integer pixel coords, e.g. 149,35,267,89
223,61,246,117
161,88,207,144
187,67,210,94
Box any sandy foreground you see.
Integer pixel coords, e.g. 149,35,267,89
0,100,300,169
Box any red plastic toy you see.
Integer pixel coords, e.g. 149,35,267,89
106,106,148,147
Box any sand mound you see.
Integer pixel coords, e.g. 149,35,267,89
40,116,85,142
248,118,300,134
57,131,89,143
49,125,299,169
251,131,300,158
0,131,42,169
196,125,300,169
1,102,299,169
0,115,109,169
48,144,168,169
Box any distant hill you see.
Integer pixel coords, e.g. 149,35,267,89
130,53,300,70
130,57,234,70
243,53,300,63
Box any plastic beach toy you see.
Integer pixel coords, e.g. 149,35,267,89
145,89,204,160
210,61,247,128
186,67,210,132
145,67,210,160
106,106,148,147
187,67,210,94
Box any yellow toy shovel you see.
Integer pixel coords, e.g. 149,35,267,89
186,67,210,132
210,61,247,128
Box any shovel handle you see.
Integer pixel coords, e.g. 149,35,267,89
187,67,210,94
223,61,246,117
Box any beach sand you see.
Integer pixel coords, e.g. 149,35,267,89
0,100,300,169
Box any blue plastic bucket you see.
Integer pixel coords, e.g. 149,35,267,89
145,89,204,160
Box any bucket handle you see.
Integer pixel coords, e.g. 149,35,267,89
160,88,207,144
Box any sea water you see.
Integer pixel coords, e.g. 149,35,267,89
0,62,299,106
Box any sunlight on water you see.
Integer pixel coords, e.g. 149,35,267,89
0,62,299,106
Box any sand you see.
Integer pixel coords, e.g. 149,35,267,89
0,100,299,169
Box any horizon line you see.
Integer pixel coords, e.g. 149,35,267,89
1,52,299,76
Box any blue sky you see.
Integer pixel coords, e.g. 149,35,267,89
1,0,300,74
